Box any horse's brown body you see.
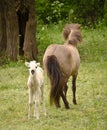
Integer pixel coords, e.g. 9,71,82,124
43,44,80,77
43,24,82,109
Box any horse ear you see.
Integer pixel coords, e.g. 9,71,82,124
37,62,40,67
25,62,30,67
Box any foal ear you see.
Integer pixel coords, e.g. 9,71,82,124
37,62,40,67
25,62,30,67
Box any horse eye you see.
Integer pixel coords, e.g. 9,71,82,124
35,66,37,68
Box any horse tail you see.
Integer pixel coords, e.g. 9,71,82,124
46,55,62,107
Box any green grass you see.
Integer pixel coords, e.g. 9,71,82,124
37,24,107,62
0,24,107,130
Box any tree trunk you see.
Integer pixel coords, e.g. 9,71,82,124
0,0,38,61
23,0,38,60
0,1,7,55
5,0,19,61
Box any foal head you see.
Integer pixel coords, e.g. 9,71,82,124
25,61,40,76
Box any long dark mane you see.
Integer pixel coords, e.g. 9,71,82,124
46,55,62,107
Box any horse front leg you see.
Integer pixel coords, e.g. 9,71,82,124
72,75,77,105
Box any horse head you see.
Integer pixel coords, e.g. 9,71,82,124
63,24,82,46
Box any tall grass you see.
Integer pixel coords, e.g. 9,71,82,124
0,24,107,130
37,24,107,63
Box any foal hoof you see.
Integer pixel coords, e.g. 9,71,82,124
28,115,31,120
34,115,39,119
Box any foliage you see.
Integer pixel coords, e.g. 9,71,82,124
104,0,107,26
36,0,64,24
36,0,107,27
36,23,64,62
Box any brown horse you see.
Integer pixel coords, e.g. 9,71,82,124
43,24,82,109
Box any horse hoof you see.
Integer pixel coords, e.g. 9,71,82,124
73,100,77,105
56,103,61,108
65,103,70,109
66,106,70,109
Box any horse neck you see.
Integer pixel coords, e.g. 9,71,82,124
64,42,77,48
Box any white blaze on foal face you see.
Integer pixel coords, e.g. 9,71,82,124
25,61,40,76
29,62,37,75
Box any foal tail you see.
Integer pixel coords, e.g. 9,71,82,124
46,55,62,107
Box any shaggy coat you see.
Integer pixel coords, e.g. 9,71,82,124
43,24,82,109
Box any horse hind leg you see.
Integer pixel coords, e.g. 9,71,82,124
61,91,70,109
63,84,68,97
72,75,77,105
54,95,61,108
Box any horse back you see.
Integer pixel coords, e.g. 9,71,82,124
43,44,80,76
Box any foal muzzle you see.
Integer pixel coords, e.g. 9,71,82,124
31,70,35,75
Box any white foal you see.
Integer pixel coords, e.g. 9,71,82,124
25,61,46,119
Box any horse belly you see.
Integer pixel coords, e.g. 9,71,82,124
70,51,80,75
58,48,80,76
54,48,72,76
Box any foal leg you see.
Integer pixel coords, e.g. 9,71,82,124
40,85,44,104
61,91,70,109
72,75,77,105
28,88,33,119
40,85,46,116
34,90,40,119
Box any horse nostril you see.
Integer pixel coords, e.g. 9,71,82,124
31,70,35,74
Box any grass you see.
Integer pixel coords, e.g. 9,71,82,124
0,24,107,130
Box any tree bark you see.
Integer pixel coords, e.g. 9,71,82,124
0,0,38,61
0,1,7,54
23,0,38,60
5,0,19,61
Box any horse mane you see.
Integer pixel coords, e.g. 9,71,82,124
63,24,82,46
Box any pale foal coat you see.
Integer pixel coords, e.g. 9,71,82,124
25,61,46,119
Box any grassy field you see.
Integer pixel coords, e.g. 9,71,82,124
0,24,107,130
